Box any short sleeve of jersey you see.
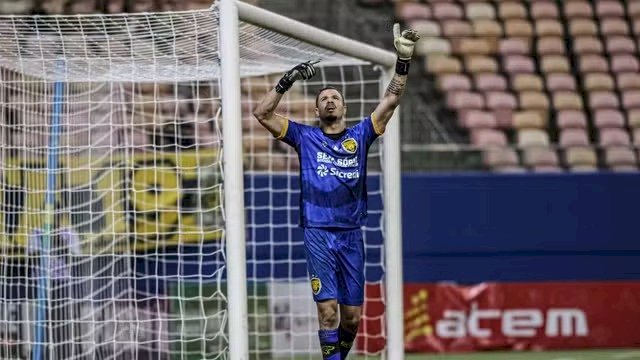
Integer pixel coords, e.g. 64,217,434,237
352,115,383,149
277,119,307,149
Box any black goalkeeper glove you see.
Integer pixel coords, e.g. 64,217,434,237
275,60,319,94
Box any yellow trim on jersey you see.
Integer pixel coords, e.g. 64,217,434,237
371,113,385,135
276,118,289,139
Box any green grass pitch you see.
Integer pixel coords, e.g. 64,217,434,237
350,349,640,360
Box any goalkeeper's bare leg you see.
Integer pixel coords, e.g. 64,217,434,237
338,304,360,359
316,301,361,360
316,300,340,360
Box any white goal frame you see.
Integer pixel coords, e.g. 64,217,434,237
220,1,404,360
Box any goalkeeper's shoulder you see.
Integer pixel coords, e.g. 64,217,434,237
284,118,315,133
273,116,315,141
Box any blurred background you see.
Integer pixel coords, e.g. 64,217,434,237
6,0,640,173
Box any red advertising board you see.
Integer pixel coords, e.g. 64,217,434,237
357,282,640,353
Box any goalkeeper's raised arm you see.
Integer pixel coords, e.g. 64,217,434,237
252,60,318,138
371,23,420,134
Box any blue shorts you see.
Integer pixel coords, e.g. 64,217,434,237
303,227,365,306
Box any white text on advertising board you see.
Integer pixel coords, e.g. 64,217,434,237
436,304,588,338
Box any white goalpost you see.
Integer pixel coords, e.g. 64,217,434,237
0,1,404,359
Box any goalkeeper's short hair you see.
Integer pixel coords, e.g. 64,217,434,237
315,86,344,107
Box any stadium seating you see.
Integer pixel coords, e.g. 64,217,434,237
8,0,640,172
397,0,640,172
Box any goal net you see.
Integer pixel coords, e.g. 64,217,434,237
0,5,388,360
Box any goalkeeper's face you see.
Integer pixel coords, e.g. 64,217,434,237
315,88,346,124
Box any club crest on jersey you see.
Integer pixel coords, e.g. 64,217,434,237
341,138,357,154
311,277,322,295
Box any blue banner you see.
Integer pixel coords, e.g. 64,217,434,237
402,173,640,283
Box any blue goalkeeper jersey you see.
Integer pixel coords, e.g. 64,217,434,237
277,115,383,228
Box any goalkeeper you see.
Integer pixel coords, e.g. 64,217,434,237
253,24,419,360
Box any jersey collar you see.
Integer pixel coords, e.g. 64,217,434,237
320,128,347,141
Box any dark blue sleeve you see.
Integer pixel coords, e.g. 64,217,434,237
354,115,383,149
277,120,305,149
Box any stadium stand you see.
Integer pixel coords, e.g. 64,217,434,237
3,0,640,172
396,0,640,172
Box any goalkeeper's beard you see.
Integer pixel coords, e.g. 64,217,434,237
320,114,339,124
